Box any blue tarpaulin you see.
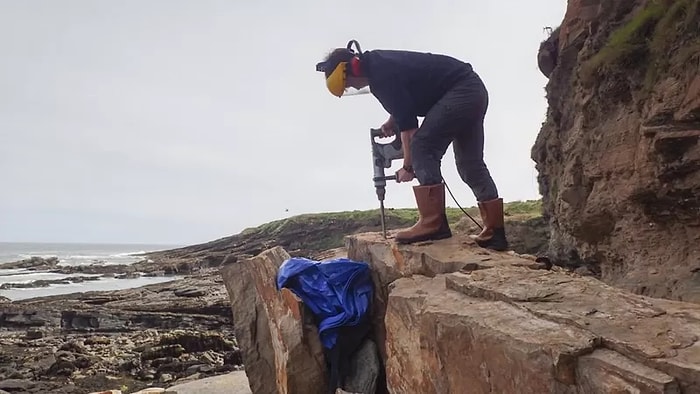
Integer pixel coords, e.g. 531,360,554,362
276,256,374,350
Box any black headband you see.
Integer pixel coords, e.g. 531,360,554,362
316,39,363,74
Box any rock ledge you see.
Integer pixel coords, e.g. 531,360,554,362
348,232,700,394
221,231,700,393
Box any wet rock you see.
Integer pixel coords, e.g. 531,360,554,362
0,276,104,290
143,270,165,277
0,273,237,393
157,330,235,353
61,311,125,332
173,288,205,297
139,369,156,380
141,345,186,361
60,340,87,354
0,309,55,327
58,264,137,276
116,272,141,279
0,256,59,270
0,366,19,380
85,336,111,345
24,328,43,340
47,359,77,376
75,355,92,369
0,379,35,391
184,364,206,375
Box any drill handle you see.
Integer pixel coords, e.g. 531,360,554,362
370,123,400,138
373,175,396,182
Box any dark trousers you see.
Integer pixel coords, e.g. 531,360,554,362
411,71,499,202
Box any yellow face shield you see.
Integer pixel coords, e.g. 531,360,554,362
315,41,371,98
325,62,347,98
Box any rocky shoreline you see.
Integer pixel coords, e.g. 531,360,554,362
0,267,240,394
0,241,352,393
0,255,204,291
0,254,215,303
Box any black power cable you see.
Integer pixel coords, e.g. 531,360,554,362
442,177,483,230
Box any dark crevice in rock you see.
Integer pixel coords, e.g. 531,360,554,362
654,134,699,162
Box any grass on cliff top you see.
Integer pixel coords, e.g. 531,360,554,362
237,199,542,253
149,199,544,261
581,0,700,89
241,199,543,236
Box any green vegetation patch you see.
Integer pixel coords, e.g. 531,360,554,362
581,0,700,90
645,0,700,88
241,200,542,237
234,199,543,253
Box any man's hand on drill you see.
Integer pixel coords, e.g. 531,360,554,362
380,117,395,137
395,167,415,183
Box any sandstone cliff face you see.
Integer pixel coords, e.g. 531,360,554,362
533,0,700,302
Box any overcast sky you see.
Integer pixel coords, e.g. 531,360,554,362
0,0,567,245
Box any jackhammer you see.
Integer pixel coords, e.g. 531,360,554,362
370,125,403,239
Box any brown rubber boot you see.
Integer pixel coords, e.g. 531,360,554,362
472,201,488,239
469,198,508,251
395,183,452,244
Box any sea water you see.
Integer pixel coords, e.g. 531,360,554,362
0,242,183,301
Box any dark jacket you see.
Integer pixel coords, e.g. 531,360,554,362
362,49,473,131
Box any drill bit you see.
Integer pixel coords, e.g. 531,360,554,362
379,199,387,239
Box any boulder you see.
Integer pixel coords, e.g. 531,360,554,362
346,231,700,393
538,27,559,78
220,246,327,394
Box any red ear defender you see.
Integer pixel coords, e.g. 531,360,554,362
349,56,361,76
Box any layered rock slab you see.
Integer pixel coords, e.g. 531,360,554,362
220,246,327,394
576,349,680,393
448,267,700,382
385,275,595,394
346,232,700,393
346,232,546,361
